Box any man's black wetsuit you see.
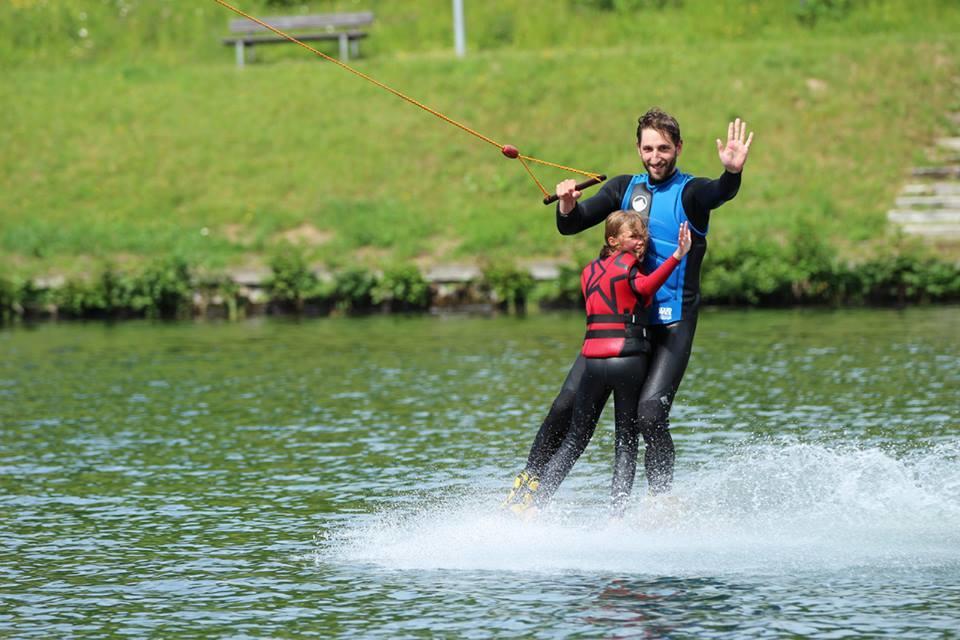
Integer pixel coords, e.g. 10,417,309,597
524,169,741,494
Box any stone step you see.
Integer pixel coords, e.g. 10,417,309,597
423,262,561,282
912,165,960,178
887,209,960,224
894,195,960,208
901,182,960,196
897,223,960,238
937,137,960,151
229,268,270,286
423,264,480,282
528,263,560,280
227,263,564,287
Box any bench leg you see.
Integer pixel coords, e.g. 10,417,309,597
350,38,360,59
235,40,245,68
339,33,348,61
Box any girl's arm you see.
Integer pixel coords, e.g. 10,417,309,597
630,221,692,303
630,255,680,303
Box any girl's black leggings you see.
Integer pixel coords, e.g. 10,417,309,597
525,316,697,496
535,355,648,514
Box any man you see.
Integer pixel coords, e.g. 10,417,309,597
505,108,753,512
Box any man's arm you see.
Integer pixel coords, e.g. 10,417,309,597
682,172,741,231
555,175,631,236
684,118,754,230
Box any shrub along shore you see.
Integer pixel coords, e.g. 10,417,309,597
2,233,958,324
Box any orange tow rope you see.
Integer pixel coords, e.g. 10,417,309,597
212,0,605,201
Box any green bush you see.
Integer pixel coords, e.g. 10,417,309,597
918,259,960,300
699,235,960,307
101,264,139,315
373,265,430,312
29,266,133,319
795,0,856,26
4,247,957,325
482,262,536,313
532,263,583,309
0,277,16,321
853,253,960,305
194,273,244,320
702,238,797,305
53,279,108,318
266,248,328,312
17,279,49,316
332,267,379,312
783,222,837,301
127,257,193,318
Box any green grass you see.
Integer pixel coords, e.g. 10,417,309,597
1,0,959,278
3,0,957,67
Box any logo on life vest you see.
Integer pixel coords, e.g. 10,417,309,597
658,306,673,321
631,194,649,212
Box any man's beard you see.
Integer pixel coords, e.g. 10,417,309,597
643,156,677,181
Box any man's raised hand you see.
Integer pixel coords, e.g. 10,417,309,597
556,179,582,215
716,118,753,174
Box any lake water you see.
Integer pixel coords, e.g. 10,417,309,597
2,307,959,638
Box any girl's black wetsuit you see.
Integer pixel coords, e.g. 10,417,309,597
526,170,741,495
535,250,680,513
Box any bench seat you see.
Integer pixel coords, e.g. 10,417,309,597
223,12,373,67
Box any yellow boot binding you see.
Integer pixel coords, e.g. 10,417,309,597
502,470,532,508
508,475,541,518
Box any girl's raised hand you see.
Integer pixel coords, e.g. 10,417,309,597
673,222,692,259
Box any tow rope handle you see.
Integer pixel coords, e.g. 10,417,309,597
542,175,607,206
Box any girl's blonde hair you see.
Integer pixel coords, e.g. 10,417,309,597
600,210,649,259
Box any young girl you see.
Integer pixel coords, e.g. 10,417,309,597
505,211,692,516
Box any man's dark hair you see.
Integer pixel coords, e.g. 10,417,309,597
636,108,682,146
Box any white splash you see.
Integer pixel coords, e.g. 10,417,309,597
319,440,960,575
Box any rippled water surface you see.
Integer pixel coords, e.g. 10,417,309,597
2,308,959,638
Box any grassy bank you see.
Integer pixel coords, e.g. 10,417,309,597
4,0,957,68
1,0,959,281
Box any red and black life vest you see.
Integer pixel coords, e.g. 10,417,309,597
580,251,651,358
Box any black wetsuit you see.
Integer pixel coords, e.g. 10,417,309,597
537,356,647,514
525,170,741,494
536,252,681,514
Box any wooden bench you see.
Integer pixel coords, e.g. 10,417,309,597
223,12,373,68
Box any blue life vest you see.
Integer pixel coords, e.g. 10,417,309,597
620,170,698,325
